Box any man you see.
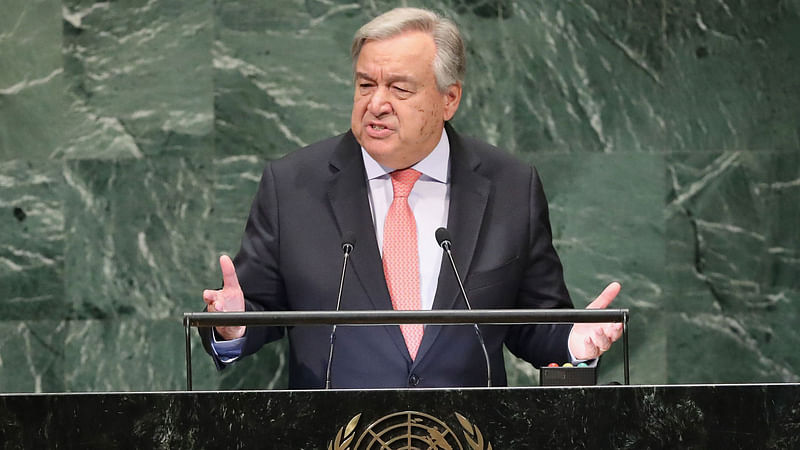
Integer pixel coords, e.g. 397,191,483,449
201,8,622,389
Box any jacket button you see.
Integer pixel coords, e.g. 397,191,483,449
408,374,420,386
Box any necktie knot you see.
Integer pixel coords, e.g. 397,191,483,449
390,168,421,199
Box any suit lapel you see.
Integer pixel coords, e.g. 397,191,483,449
327,132,413,363
413,124,491,366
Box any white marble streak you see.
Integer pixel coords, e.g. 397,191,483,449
756,178,800,190
55,101,144,159
596,29,663,87
137,231,158,271
669,152,741,208
308,3,360,28
21,323,43,393
62,3,111,29
62,164,97,210
680,312,799,382
0,68,62,95
214,45,336,113
161,111,213,132
253,108,307,147
1,246,57,268
695,219,767,243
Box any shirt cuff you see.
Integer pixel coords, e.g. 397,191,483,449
567,347,597,367
210,330,245,364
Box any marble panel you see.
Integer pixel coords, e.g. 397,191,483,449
62,157,216,319
61,316,287,392
193,336,289,391
0,0,64,161
0,320,65,393
0,160,66,321
204,154,266,258
533,152,667,384
64,318,192,391
213,0,358,158
211,0,800,159
666,151,800,382
58,0,214,159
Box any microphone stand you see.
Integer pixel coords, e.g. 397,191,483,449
325,240,354,389
437,228,492,387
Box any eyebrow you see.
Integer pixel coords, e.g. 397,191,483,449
355,72,414,84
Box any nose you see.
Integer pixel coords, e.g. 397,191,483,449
367,86,393,117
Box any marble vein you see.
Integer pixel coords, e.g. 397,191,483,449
62,3,111,29
0,68,63,95
308,3,360,28
680,312,799,382
669,152,741,208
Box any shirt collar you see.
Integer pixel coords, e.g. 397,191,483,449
361,129,450,183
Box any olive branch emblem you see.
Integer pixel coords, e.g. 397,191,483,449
328,413,361,450
327,411,492,449
455,412,493,450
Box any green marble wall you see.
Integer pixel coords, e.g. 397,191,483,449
1,0,798,392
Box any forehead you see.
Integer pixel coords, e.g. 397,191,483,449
356,31,436,77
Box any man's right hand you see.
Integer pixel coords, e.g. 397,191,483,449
202,255,246,340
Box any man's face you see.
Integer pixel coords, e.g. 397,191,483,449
351,31,461,169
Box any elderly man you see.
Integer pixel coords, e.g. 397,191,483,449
201,8,622,389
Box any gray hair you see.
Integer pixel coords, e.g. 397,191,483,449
351,8,466,92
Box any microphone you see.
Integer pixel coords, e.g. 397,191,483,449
325,232,356,389
435,227,492,387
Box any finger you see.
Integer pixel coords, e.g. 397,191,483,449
591,327,612,352
202,289,219,305
583,336,598,358
219,254,241,290
586,281,621,309
605,323,624,342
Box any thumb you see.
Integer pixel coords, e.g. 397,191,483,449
219,254,241,291
586,281,621,309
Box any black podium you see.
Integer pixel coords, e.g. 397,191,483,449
2,384,799,448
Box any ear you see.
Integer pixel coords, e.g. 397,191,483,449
442,82,462,121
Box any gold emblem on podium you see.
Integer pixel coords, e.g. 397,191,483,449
328,411,493,450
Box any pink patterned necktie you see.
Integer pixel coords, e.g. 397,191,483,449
383,168,423,360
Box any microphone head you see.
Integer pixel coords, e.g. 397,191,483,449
435,227,451,249
341,232,356,254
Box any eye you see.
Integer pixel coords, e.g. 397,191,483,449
358,82,376,94
392,86,412,98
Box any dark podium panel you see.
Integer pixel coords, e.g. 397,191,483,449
2,384,799,448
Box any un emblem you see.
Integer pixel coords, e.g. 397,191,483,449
328,411,493,450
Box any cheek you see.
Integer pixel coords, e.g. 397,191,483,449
411,103,442,133
352,98,365,113
351,100,366,122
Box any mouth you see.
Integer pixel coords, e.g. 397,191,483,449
365,121,394,138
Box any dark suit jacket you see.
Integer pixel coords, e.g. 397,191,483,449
201,123,574,389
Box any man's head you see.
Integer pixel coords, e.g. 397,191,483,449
350,8,465,169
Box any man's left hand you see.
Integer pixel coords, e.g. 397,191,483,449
568,282,624,361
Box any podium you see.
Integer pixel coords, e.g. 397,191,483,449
2,385,799,448
6,311,796,447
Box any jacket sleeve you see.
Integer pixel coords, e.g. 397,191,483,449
504,165,575,368
199,162,288,368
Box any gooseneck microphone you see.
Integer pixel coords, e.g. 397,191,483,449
325,232,356,389
435,227,492,387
